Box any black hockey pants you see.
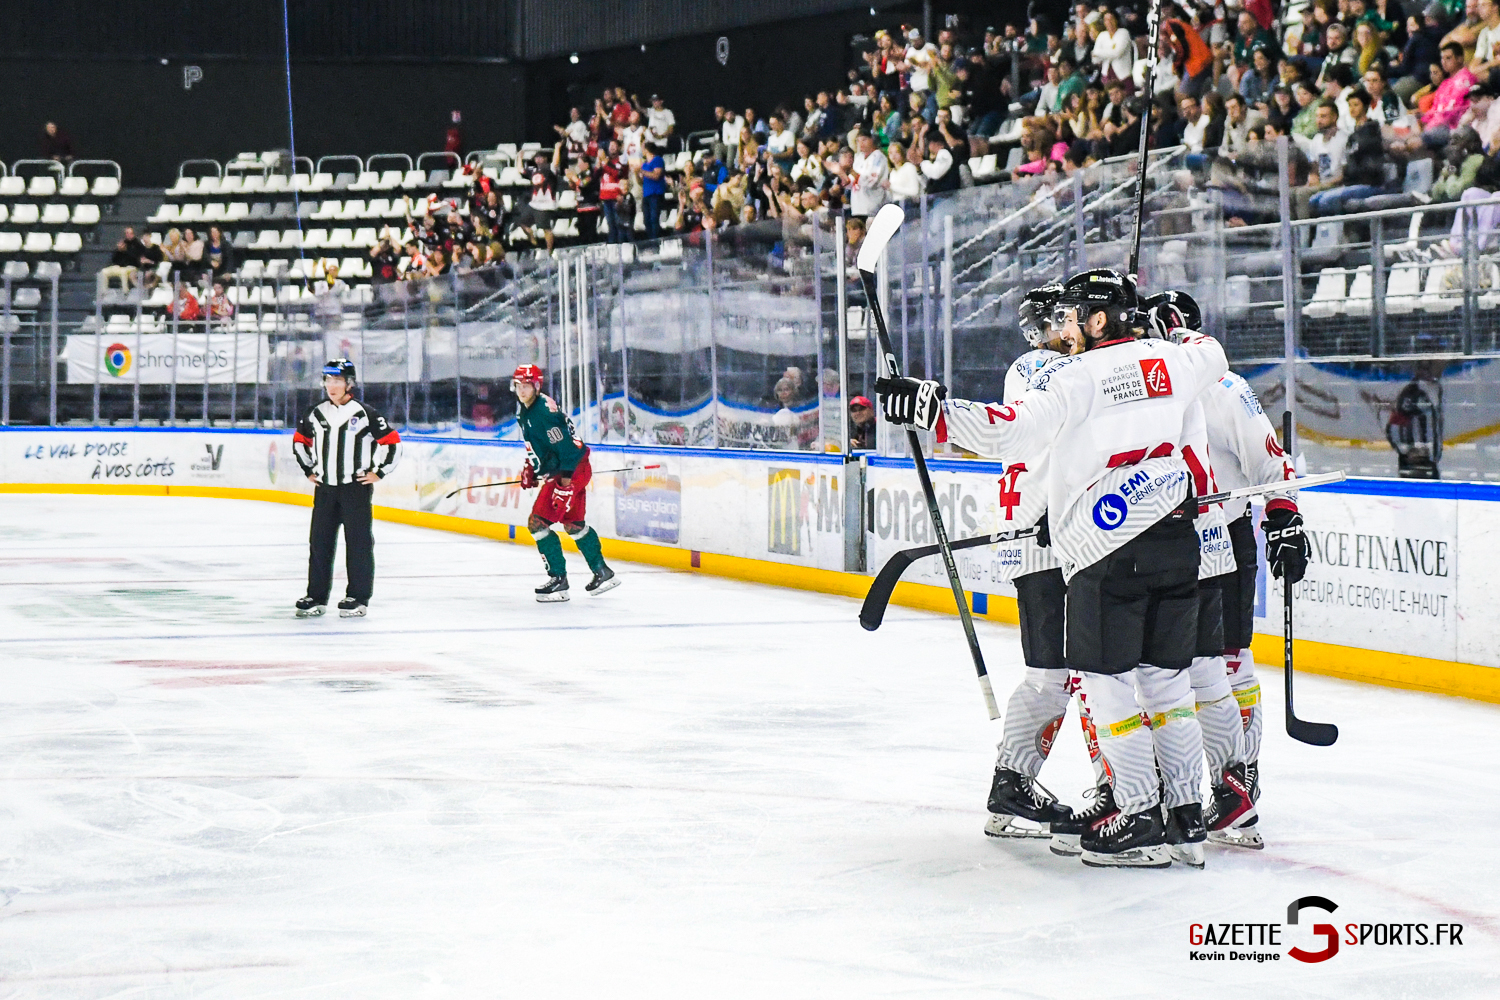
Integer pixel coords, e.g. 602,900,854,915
307,482,375,603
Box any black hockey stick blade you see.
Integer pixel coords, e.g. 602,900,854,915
1281,410,1338,746
859,527,1040,631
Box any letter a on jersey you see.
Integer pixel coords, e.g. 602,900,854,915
1140,357,1173,398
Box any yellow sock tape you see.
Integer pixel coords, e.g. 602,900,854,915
1234,684,1262,709
1105,714,1147,737
1149,706,1198,729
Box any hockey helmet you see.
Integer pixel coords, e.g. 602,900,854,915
512,363,545,392
1018,282,1065,347
1053,268,1137,336
1141,289,1202,341
321,358,356,383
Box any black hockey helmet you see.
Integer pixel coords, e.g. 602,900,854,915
322,358,356,383
1054,268,1137,337
1141,289,1202,340
1018,282,1065,347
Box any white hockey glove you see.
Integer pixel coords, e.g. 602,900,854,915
874,376,946,431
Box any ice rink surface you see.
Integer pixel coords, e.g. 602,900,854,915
1,494,1496,999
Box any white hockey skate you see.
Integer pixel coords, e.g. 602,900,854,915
1207,824,1265,850
337,598,367,618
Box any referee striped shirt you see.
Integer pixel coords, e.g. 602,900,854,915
293,398,402,485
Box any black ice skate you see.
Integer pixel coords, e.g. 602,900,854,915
1163,802,1207,869
295,596,326,618
535,575,570,603
985,767,1073,839
1079,806,1172,869
1049,783,1114,857
584,566,619,596
338,598,367,618
1206,763,1263,850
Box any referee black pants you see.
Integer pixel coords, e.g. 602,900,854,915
307,482,375,603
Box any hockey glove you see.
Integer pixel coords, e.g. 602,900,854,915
874,375,946,431
1034,511,1051,548
551,482,576,517
519,463,538,490
1262,500,1310,585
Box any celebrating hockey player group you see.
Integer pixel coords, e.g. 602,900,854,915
876,269,1309,870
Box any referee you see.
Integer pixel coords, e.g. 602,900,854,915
292,359,402,618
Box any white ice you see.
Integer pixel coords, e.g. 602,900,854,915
1,494,1496,998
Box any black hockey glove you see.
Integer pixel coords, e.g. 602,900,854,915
1262,500,1310,585
874,375,946,431
1034,511,1050,548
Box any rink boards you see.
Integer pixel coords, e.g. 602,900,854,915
2,426,1497,703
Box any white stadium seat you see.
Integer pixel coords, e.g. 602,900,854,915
308,172,334,192
10,204,40,226
336,200,364,220
91,176,121,198
196,176,222,196
290,173,314,192
374,170,404,190
303,229,329,249
1343,265,1374,318
71,203,101,226
312,200,341,220
225,202,249,222
59,176,88,197
41,204,70,226
0,232,22,253
166,176,197,196
264,174,290,193
365,198,391,219
347,171,379,191
352,227,378,247
240,175,266,194
0,177,24,198
178,203,206,224
239,259,264,281
219,176,244,196
1420,261,1462,312
277,229,303,248
53,232,82,253
250,229,280,249
1384,263,1423,314
23,232,52,253
148,203,180,224
27,176,58,198
1302,268,1347,319
327,228,356,249
401,169,427,189
0,205,7,224
201,203,229,223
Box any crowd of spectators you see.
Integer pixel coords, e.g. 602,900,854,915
426,0,1500,254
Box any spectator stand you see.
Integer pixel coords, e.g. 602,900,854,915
1,158,111,271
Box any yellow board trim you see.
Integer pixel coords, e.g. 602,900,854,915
4,482,1497,705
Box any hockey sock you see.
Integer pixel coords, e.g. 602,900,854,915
1189,655,1245,774
1226,647,1263,764
568,525,608,574
1078,671,1159,813
1136,665,1205,810
996,668,1071,777
533,527,567,577
1074,680,1108,786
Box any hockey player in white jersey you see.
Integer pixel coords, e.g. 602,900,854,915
878,269,1228,868
976,284,1083,839
1144,291,1303,850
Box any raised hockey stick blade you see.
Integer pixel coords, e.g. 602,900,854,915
1281,412,1339,747
444,464,661,499
858,207,1000,719
859,526,1041,631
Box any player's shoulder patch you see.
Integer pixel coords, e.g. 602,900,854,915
543,394,560,413
1027,353,1079,392
1219,370,1263,417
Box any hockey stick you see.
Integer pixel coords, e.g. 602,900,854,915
1280,412,1339,746
860,525,1042,631
1128,0,1165,279
858,471,1347,631
444,464,662,499
859,204,999,719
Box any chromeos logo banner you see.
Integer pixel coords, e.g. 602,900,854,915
104,343,132,377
